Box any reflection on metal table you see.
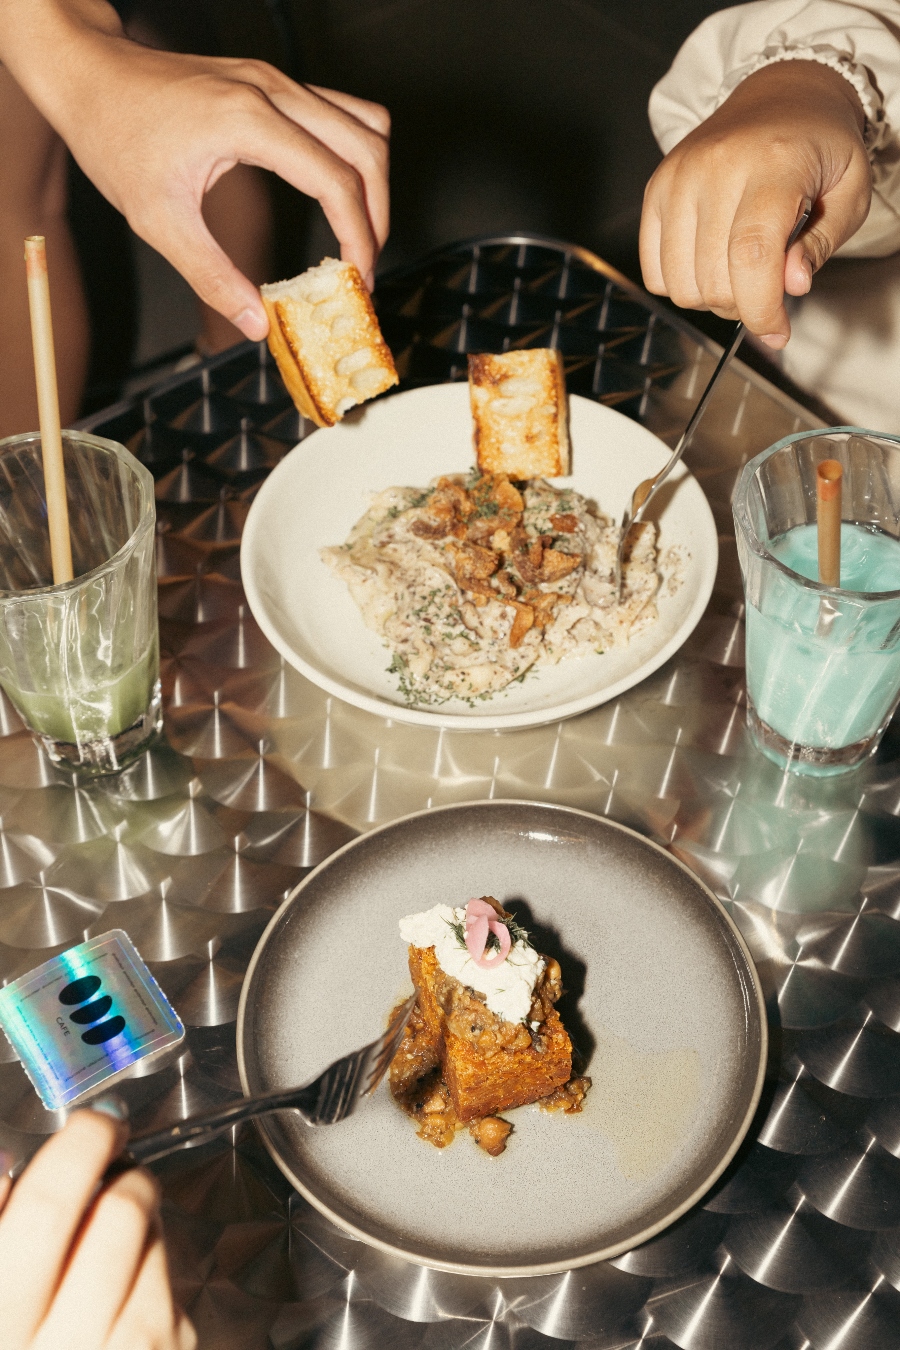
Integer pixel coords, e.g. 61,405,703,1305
0,234,896,1350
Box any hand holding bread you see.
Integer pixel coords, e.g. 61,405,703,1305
0,0,390,343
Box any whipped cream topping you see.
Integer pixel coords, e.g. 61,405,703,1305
399,903,544,1023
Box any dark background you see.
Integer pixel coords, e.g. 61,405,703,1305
71,0,740,411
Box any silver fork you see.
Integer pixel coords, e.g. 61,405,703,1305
108,994,417,1172
612,202,812,601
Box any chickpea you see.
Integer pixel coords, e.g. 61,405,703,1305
422,1088,449,1115
469,1116,513,1156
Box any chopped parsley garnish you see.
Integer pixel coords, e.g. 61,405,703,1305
385,489,432,519
387,652,418,704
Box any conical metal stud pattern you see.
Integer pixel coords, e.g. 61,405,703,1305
166,695,260,758
0,877,105,948
156,451,222,504
199,753,307,812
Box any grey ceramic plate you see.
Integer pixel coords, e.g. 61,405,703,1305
237,801,765,1276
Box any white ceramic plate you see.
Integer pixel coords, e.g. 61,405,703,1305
241,384,718,730
238,800,766,1277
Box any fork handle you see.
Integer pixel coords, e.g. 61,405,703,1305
110,1084,318,1175
631,320,745,527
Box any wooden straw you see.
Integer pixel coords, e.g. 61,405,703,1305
817,459,843,587
24,236,73,585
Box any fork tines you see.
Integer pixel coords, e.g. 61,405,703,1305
310,993,417,1126
311,1046,374,1125
365,994,417,1095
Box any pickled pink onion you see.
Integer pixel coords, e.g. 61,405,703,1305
465,898,498,923
464,898,512,968
464,912,489,956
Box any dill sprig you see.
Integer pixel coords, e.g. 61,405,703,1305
504,915,531,944
446,918,466,947
444,911,530,952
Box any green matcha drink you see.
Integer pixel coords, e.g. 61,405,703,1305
746,523,900,761
0,642,158,746
0,431,161,777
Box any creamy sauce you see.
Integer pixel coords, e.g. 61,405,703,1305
398,903,544,1024
322,474,677,706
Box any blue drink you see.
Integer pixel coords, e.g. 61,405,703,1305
745,524,900,766
734,429,900,775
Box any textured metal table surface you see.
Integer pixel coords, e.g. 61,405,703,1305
2,234,899,1350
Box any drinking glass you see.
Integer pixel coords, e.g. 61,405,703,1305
0,431,161,777
733,428,900,775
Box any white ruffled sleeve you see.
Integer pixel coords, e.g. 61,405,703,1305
648,0,900,256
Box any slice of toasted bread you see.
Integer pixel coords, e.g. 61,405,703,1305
261,259,399,427
468,349,570,478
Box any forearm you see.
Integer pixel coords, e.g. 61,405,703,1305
649,0,900,150
697,59,866,152
648,0,900,258
0,0,125,132
0,0,390,336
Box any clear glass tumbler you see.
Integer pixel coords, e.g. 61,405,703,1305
733,428,900,775
0,431,161,777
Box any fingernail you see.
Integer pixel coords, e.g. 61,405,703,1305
235,307,269,341
365,271,375,292
799,255,813,293
88,1092,129,1122
0,1148,14,1175
760,333,788,350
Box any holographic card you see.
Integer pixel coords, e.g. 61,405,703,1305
0,930,184,1110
